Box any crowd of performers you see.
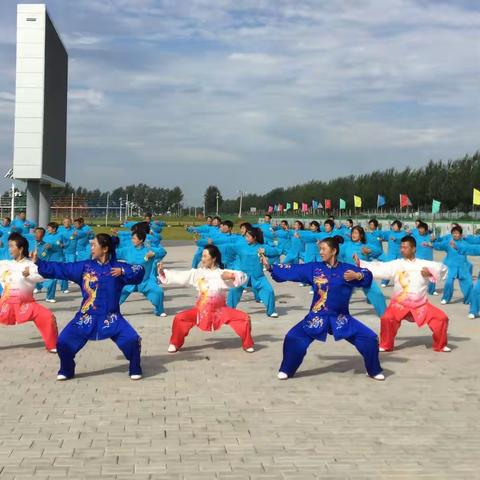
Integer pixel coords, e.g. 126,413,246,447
2,209,480,382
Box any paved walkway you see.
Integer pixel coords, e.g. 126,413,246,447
1,246,479,479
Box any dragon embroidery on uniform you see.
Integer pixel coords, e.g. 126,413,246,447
81,271,98,313
395,270,410,303
312,274,329,312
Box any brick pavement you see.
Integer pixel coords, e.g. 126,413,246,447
0,245,479,479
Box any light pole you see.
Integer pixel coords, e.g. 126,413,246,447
216,192,219,216
238,190,246,218
119,197,123,223
105,193,110,227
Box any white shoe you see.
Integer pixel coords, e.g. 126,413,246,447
269,312,279,318
244,347,255,353
130,374,142,380
159,312,167,317
442,346,452,352
46,299,56,303
167,344,177,353
49,348,57,354
33,288,40,294
468,313,476,319
379,347,386,352
56,374,68,381
369,373,385,381
440,299,447,305
309,290,314,295
432,291,439,296
277,372,288,380
62,290,70,294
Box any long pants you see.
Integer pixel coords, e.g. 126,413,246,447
170,306,254,350
0,301,57,350
227,275,276,316
191,248,203,268
428,282,437,295
120,280,165,315
470,276,480,315
362,282,387,317
56,318,142,378
60,253,76,291
442,266,472,304
279,319,382,378
380,303,448,351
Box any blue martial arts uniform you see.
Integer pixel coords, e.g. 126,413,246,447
42,231,65,300
453,242,480,315
75,226,94,261
117,244,165,315
226,242,280,316
433,238,472,304
339,240,386,316
270,262,382,378
37,258,145,378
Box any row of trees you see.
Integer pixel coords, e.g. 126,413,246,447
216,151,480,214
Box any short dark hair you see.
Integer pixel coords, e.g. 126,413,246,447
294,220,305,230
280,220,289,226
245,227,264,244
47,222,59,231
418,221,429,231
74,217,84,224
392,220,403,229
221,220,234,229
132,229,147,242
401,235,416,247
324,219,335,229
35,227,46,235
95,233,115,255
265,214,272,219
310,220,320,231
203,244,223,268
451,225,463,235
8,232,29,257
369,218,379,228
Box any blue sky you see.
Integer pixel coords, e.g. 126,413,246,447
0,0,479,205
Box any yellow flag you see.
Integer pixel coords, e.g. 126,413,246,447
293,201,299,210
474,188,480,206
354,195,362,208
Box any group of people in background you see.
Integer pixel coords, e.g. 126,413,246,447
1,209,478,383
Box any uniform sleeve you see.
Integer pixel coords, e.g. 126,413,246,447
421,260,448,282
432,239,448,251
37,259,87,284
153,246,167,260
23,263,45,285
359,259,397,281
222,270,248,288
464,235,480,245
271,263,313,285
120,263,145,285
365,242,382,259
344,264,373,288
456,243,480,256
158,269,196,286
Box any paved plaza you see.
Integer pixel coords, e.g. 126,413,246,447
1,244,480,479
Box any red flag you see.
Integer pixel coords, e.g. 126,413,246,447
301,202,308,212
268,205,274,213
325,199,331,209
278,203,284,213
399,194,412,208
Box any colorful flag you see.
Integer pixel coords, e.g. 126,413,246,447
399,194,412,208
268,205,273,213
354,195,362,208
473,188,480,206
302,202,308,213
293,201,299,210
317,201,323,209
339,198,346,210
432,199,441,214
377,194,386,208
278,203,284,213
325,199,331,209
312,200,318,209
286,202,291,211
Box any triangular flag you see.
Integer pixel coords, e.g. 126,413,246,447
354,195,362,208
377,194,386,208
400,194,412,208
285,202,291,211
293,201,299,210
339,198,346,210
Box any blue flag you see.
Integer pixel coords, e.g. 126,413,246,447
377,194,386,208
312,200,318,209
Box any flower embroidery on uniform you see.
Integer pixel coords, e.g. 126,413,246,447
278,264,291,269
103,313,118,329
336,314,348,329
131,264,143,272
306,316,324,329
76,314,92,326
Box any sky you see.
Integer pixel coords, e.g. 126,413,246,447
0,0,479,205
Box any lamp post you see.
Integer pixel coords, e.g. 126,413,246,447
216,192,219,216
238,190,246,218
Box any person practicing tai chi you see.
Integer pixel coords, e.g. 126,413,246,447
262,236,384,381
355,235,451,353
32,233,146,381
0,233,58,352
157,245,255,353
